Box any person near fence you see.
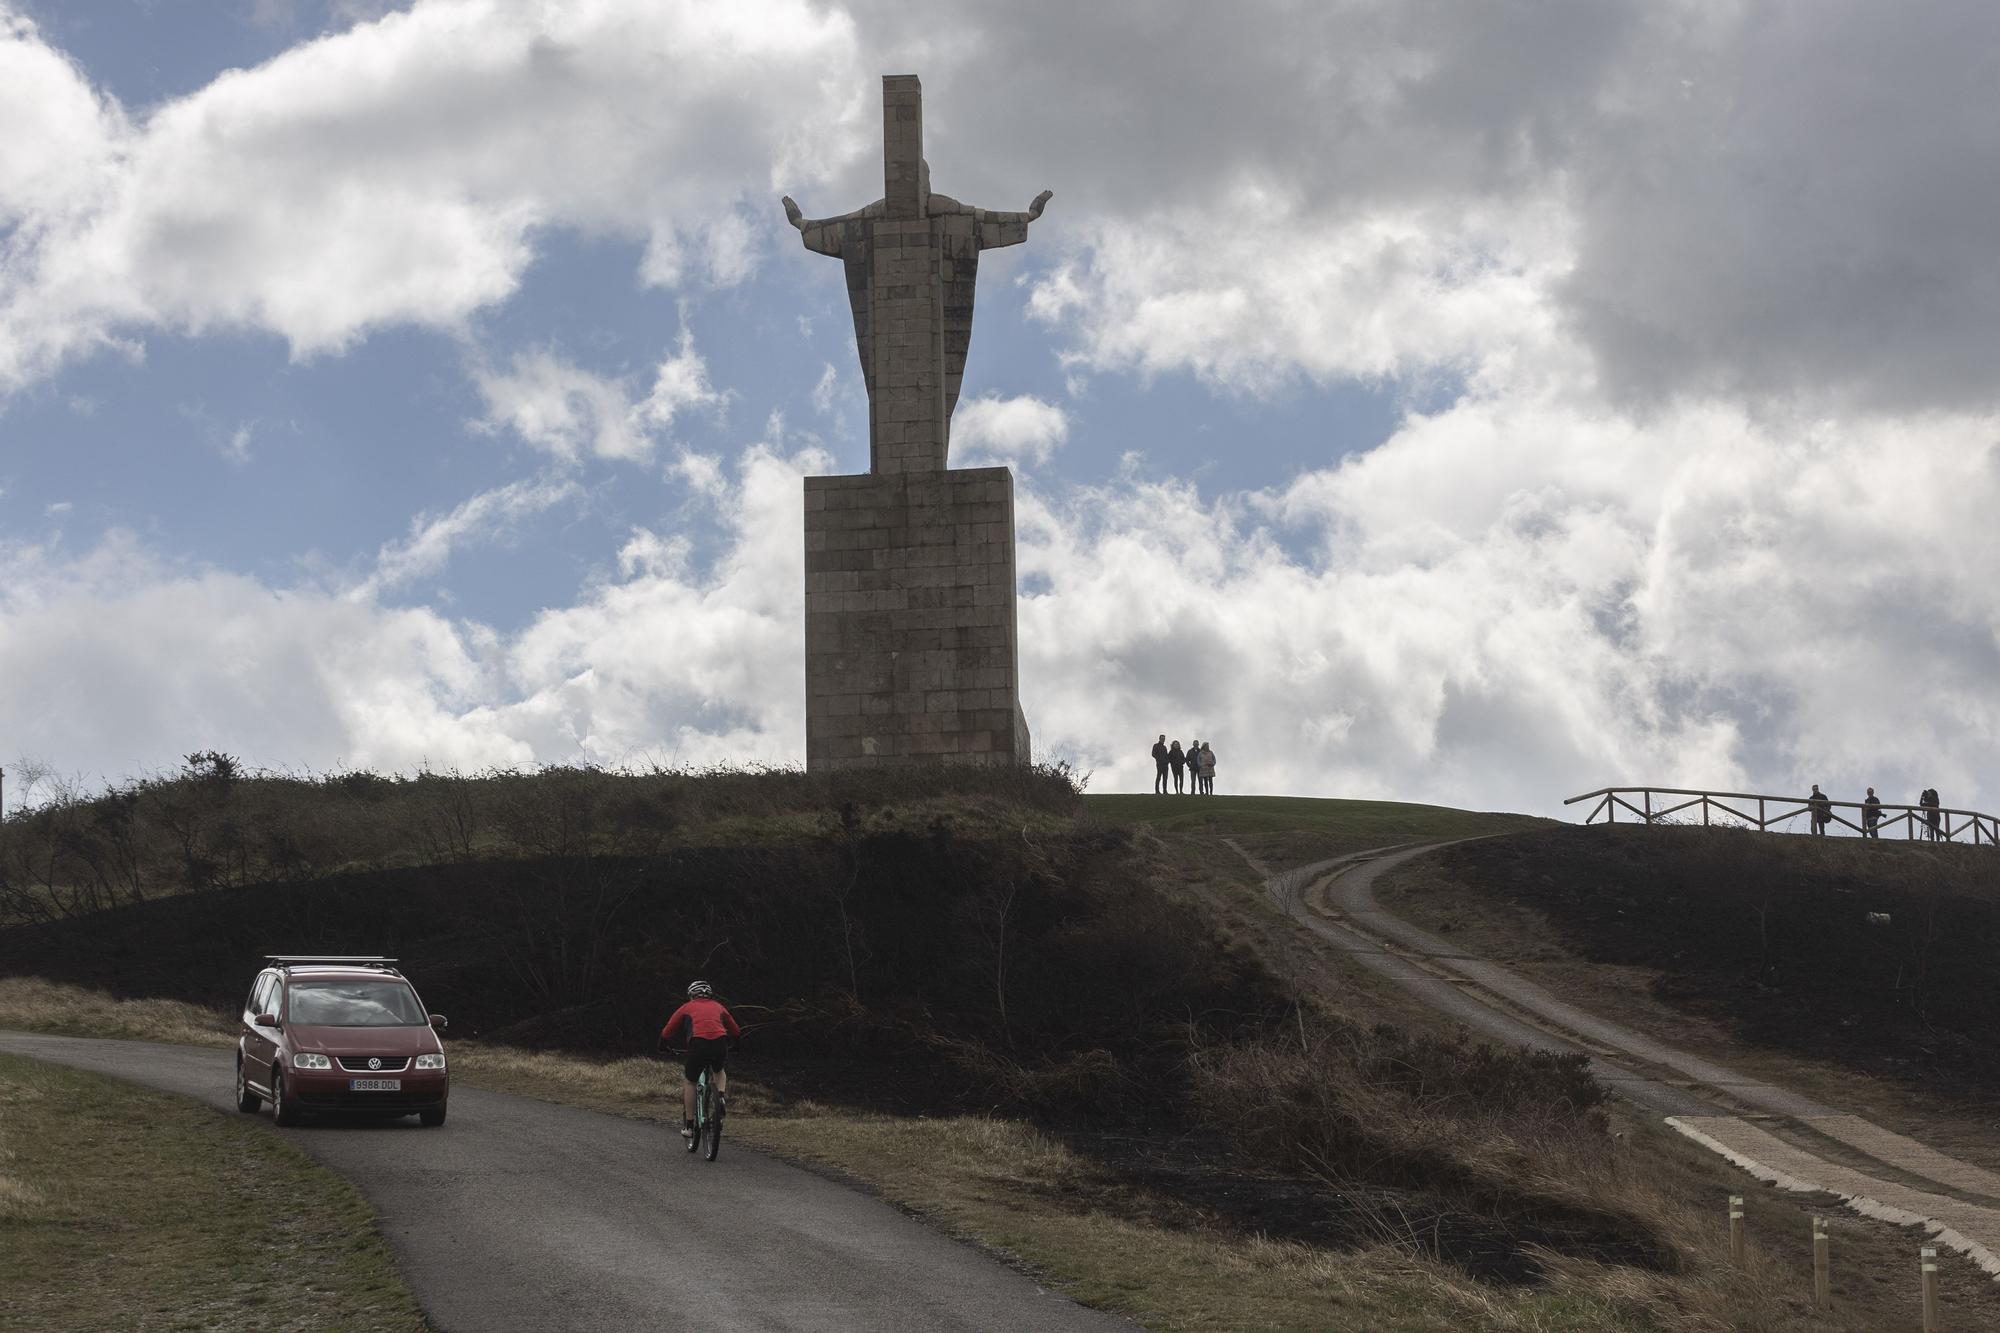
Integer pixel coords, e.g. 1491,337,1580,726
1168,739,1187,794
1198,741,1216,795
1862,787,1882,838
1151,735,1170,794
1920,787,1941,841
1808,784,1832,835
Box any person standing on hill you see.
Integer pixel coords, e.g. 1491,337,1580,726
1168,739,1187,793
1808,784,1831,835
1862,787,1883,838
1151,735,1170,794
1198,741,1216,795
1921,787,1941,841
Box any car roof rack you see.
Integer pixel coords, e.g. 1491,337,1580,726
265,954,400,970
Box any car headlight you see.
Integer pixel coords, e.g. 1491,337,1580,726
292,1052,332,1070
414,1053,446,1071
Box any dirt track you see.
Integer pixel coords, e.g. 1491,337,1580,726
1238,840,2000,1284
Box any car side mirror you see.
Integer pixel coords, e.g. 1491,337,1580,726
429,1014,448,1031
253,1013,280,1029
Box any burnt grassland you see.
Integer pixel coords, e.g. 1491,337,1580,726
1390,825,2000,1104
0,770,1915,1330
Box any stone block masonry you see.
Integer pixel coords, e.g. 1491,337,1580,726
786,73,1049,772
805,467,1031,769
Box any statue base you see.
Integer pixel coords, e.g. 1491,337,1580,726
803,466,1031,770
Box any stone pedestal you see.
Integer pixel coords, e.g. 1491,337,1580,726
804,466,1031,769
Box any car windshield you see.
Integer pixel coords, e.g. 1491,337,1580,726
287,979,426,1027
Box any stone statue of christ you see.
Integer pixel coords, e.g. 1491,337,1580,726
782,74,1052,475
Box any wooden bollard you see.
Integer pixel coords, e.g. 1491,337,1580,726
1729,1195,1746,1267
1811,1215,1830,1308
1921,1245,1940,1331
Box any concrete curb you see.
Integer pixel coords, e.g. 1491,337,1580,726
1666,1116,2000,1280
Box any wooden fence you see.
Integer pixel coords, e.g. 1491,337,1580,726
1564,786,2000,846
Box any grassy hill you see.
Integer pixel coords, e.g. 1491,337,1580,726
1383,825,2000,1102
1087,791,1548,837
1,767,1933,1330
1087,791,1552,868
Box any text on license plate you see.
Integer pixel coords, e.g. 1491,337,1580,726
349,1078,402,1091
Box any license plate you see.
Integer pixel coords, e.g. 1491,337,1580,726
349,1078,402,1091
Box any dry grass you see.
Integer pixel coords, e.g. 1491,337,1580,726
0,1052,425,1333
0,976,1948,1332
442,1031,1894,1332
0,974,234,1046
0,759,1089,923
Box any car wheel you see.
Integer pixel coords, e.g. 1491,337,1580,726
271,1071,300,1127
419,1105,447,1128
235,1057,260,1113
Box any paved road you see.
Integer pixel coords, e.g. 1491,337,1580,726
0,1032,1130,1333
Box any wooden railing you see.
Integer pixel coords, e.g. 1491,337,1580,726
1564,786,2000,846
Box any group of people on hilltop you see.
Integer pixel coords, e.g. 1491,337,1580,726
1151,735,1217,795
1805,783,1948,840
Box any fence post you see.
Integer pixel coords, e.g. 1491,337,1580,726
1812,1216,1830,1308
1644,790,1653,823
1921,1245,1939,1330
1703,795,1710,826
1729,1195,1746,1267
1759,796,1766,830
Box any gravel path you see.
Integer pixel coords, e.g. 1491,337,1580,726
1236,839,2000,1279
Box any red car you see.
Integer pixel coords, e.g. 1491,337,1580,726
235,955,450,1127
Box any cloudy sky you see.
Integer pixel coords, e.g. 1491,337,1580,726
3,0,1997,815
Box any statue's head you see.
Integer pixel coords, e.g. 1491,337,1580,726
920,158,933,208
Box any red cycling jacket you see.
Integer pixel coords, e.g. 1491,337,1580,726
661,997,741,1044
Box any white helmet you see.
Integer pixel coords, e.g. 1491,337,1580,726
686,980,714,999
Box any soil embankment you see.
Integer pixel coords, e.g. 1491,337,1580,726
1390,826,2000,1102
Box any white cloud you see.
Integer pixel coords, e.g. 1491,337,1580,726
0,441,826,783
950,393,1070,466
5,404,1998,814
1017,391,2000,810
8,0,2000,821
810,362,838,415
639,328,727,430
0,0,869,391
473,330,723,464
473,352,650,464
359,475,582,596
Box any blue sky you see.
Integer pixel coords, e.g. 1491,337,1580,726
4,0,1999,814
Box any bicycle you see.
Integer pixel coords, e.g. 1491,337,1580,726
691,1063,724,1161
666,1048,725,1161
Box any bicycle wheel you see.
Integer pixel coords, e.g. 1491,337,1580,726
686,1071,704,1154
703,1082,723,1162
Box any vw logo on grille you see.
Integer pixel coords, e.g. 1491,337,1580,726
367,1057,382,1070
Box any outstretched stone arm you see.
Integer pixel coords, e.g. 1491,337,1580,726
781,195,853,257
975,190,1053,250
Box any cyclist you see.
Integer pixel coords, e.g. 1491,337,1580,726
659,980,740,1142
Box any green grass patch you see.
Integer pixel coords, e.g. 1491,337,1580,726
1090,793,1550,874
1084,793,1544,837
0,1053,425,1333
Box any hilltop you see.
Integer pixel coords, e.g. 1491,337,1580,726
4,769,1965,1330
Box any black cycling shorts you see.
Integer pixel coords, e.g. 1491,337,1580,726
682,1037,729,1081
